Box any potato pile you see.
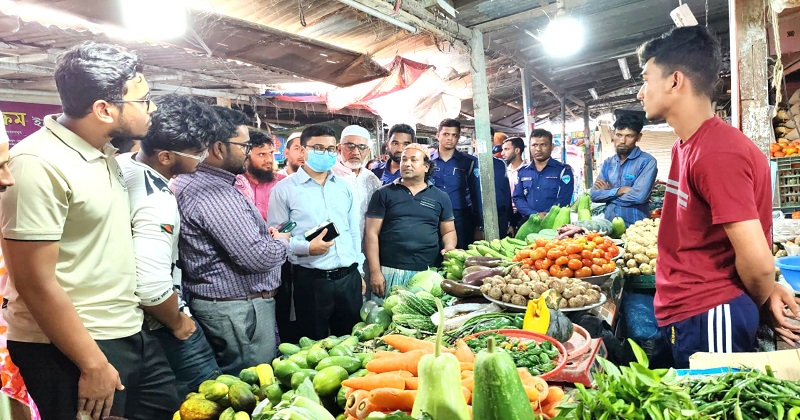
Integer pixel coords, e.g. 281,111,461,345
479,266,603,309
621,218,659,276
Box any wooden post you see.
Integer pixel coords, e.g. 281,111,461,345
521,66,535,149
729,0,772,157
469,28,499,241
583,106,593,188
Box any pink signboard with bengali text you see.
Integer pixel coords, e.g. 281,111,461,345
0,101,63,147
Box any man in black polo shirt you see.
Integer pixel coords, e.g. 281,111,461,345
365,144,457,301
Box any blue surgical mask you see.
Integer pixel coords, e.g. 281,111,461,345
305,151,337,172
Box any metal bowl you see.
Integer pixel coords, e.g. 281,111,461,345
579,268,620,286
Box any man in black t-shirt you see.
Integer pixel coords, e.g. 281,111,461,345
364,144,457,302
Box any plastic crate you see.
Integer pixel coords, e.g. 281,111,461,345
774,156,800,211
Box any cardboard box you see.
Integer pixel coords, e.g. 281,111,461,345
689,349,800,381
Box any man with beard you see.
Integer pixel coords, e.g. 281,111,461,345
372,123,414,185
512,129,574,222
332,125,382,237
235,129,286,221
637,26,800,367
172,106,290,374
590,114,657,227
0,42,180,419
502,136,526,230
278,132,306,176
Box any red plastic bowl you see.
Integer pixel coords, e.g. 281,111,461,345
462,329,568,380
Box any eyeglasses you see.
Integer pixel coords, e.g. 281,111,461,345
305,144,337,156
342,143,369,152
110,92,152,112
222,141,253,154
170,149,209,162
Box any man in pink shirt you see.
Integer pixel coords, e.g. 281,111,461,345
235,130,286,220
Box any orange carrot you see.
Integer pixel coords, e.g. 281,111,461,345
531,400,541,413
404,377,419,390
461,377,474,392
381,335,453,354
355,398,385,420
459,362,474,371
347,416,358,420
461,370,474,379
383,370,414,378
454,339,476,363
365,350,425,375
341,373,406,391
523,385,540,402
529,376,549,401
541,386,564,406
368,388,417,411
544,404,560,418
347,389,369,418
462,386,472,405
373,350,401,358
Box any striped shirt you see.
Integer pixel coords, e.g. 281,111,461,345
590,147,657,227
172,163,289,299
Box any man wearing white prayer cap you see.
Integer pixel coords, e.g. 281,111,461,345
331,125,382,239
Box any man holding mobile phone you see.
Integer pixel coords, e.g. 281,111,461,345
268,124,365,340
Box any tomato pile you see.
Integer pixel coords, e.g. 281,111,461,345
512,233,620,278
770,139,800,158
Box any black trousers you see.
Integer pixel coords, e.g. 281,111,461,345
8,330,180,420
276,261,301,344
292,264,362,340
453,209,475,250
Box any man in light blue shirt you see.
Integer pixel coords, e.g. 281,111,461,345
590,114,658,226
268,124,365,339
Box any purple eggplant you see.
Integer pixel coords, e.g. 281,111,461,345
462,267,505,286
464,256,504,268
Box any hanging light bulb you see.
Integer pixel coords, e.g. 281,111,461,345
540,1,584,58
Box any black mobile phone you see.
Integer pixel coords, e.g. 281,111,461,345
304,221,340,242
277,220,296,233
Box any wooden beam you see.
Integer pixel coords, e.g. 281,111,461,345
472,3,558,33
469,28,499,241
150,83,250,101
583,105,593,189
0,53,50,64
729,0,771,157
521,66,535,142
0,61,52,76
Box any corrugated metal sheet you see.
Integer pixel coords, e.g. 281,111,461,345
596,127,676,181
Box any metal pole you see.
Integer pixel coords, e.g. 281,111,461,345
469,28,499,241
583,106,593,188
521,66,535,150
560,95,567,164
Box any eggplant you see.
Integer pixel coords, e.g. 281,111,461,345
441,279,483,298
464,256,504,268
462,267,505,286
462,265,491,276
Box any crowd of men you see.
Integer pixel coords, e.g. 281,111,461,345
2,25,800,420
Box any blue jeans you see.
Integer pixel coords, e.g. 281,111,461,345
150,319,221,397
190,296,278,375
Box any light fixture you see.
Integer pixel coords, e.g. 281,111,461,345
121,0,188,39
539,1,584,58
618,57,631,80
588,88,599,100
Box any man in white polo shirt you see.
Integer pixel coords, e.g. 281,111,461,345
0,42,179,419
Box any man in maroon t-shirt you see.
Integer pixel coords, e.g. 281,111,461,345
637,26,800,368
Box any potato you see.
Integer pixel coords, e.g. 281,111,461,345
568,296,587,308
516,285,532,296
511,294,527,306
480,283,492,294
562,288,576,299
489,287,503,299
502,293,512,303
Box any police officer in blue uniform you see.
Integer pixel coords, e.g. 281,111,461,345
492,156,513,238
430,119,483,249
512,129,574,221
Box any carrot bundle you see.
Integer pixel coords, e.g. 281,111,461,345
365,350,425,376
341,373,406,391
368,388,417,411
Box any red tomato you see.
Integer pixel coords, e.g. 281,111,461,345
541,258,553,269
535,238,549,248
581,250,593,259
532,248,547,260
555,256,569,266
591,264,604,276
547,249,564,260
563,268,574,278
567,259,583,271
549,265,561,277
604,252,614,261
565,244,583,255
534,260,544,270
593,236,605,245
581,258,593,267
575,267,592,278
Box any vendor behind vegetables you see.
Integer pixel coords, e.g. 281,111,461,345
511,129,575,222
639,26,800,368
589,113,658,227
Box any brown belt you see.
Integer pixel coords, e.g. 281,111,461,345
192,290,277,302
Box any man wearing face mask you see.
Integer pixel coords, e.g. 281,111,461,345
172,106,290,375
331,125,382,238
268,125,365,340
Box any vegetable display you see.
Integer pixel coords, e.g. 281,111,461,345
471,336,538,420
513,234,620,278
620,218,659,277
479,267,604,310
466,333,560,376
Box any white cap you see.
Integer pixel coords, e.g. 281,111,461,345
340,125,370,142
0,118,9,144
